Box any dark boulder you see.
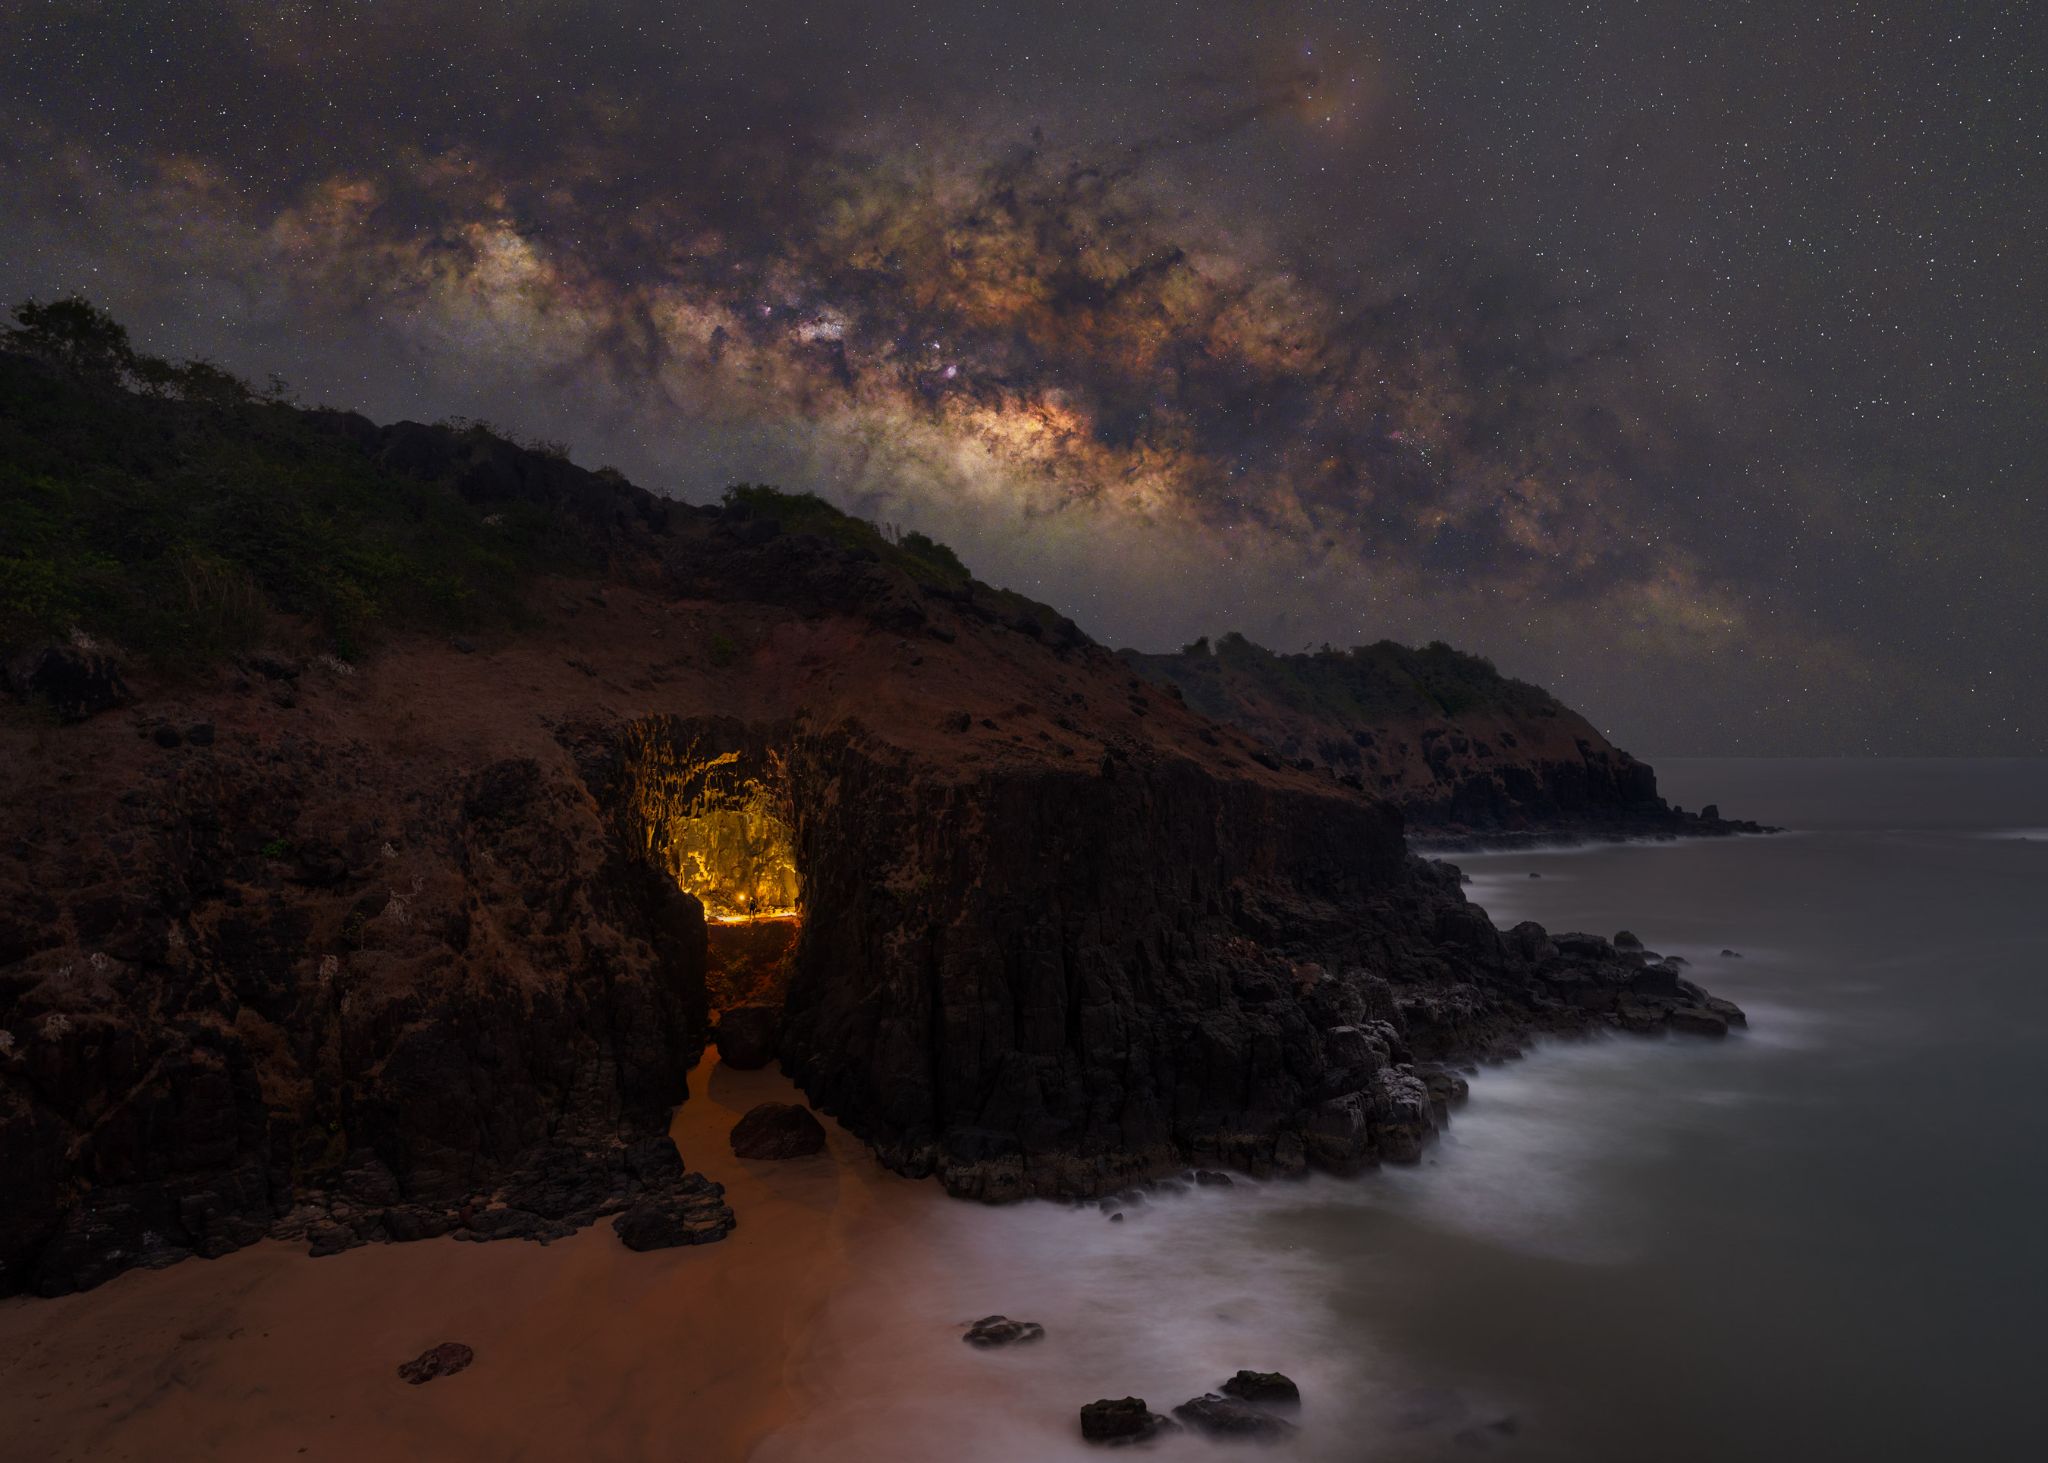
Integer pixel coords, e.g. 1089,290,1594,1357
714,1004,782,1071
1081,1397,1176,1445
612,1176,735,1251
1220,1370,1300,1406
1668,1006,1730,1038
1173,1393,1296,1439
398,1342,474,1384
964,1315,1045,1347
5,646,131,722
729,1102,827,1159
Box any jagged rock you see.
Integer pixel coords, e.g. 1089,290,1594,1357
1081,1397,1176,1445
457,1208,567,1244
1668,1006,1731,1038
1193,1170,1234,1187
398,1342,474,1384
963,1315,1045,1347
612,1177,735,1251
381,1205,455,1242
729,1103,827,1159
624,1135,686,1185
1173,1393,1296,1439
714,1004,781,1071
1220,1370,1300,1406
1706,996,1748,1027
306,1222,365,1257
1613,930,1643,950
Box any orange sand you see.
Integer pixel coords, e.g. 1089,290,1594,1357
0,1057,941,1463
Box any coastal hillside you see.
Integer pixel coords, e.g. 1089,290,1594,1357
0,306,1743,1298
1123,633,1767,847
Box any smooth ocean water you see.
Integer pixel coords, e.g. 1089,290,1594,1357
760,759,2048,1463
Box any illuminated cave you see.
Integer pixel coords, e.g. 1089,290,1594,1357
629,740,799,921
623,724,802,1009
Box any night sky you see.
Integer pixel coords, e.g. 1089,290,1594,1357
4,2,2041,754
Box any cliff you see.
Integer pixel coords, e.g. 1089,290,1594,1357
1122,633,1770,848
1,342,1745,1296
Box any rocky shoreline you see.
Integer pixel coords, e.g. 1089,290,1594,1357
1,366,1756,1299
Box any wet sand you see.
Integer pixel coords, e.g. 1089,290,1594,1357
0,1056,942,1463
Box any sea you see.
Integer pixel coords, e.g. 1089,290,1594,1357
756,759,2048,1462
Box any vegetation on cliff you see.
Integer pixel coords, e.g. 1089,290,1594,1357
1139,631,1566,725
0,298,582,665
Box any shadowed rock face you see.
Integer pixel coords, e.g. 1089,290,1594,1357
0,738,712,1298
781,740,1420,1197
775,726,1723,1200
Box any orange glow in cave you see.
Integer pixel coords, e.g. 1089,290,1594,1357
628,740,801,924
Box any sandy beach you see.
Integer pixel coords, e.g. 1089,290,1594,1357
0,1056,941,1463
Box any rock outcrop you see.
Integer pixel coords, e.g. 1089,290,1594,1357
0,708,714,1295
398,1342,475,1385
1121,633,1771,848
1220,1371,1300,1406
728,1103,828,1159
964,1315,1046,1347
1081,1397,1177,1445
1173,1393,1296,1439
1,356,1750,1296
713,1004,781,1071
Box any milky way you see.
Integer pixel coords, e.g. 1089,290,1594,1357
3,2,2040,753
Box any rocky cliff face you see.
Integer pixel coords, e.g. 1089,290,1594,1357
0,706,713,1296
2,382,1746,1295
1122,634,1769,848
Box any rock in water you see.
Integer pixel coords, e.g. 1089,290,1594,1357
1668,1006,1731,1038
714,1004,781,1070
729,1102,827,1159
398,1342,474,1384
1220,1370,1300,1406
1173,1393,1297,1439
963,1315,1045,1347
1080,1397,1176,1445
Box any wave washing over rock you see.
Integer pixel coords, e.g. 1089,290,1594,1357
1,346,1745,1297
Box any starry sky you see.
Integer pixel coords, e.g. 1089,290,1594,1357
3,1,2041,754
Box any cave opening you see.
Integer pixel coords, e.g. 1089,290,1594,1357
623,723,802,1010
